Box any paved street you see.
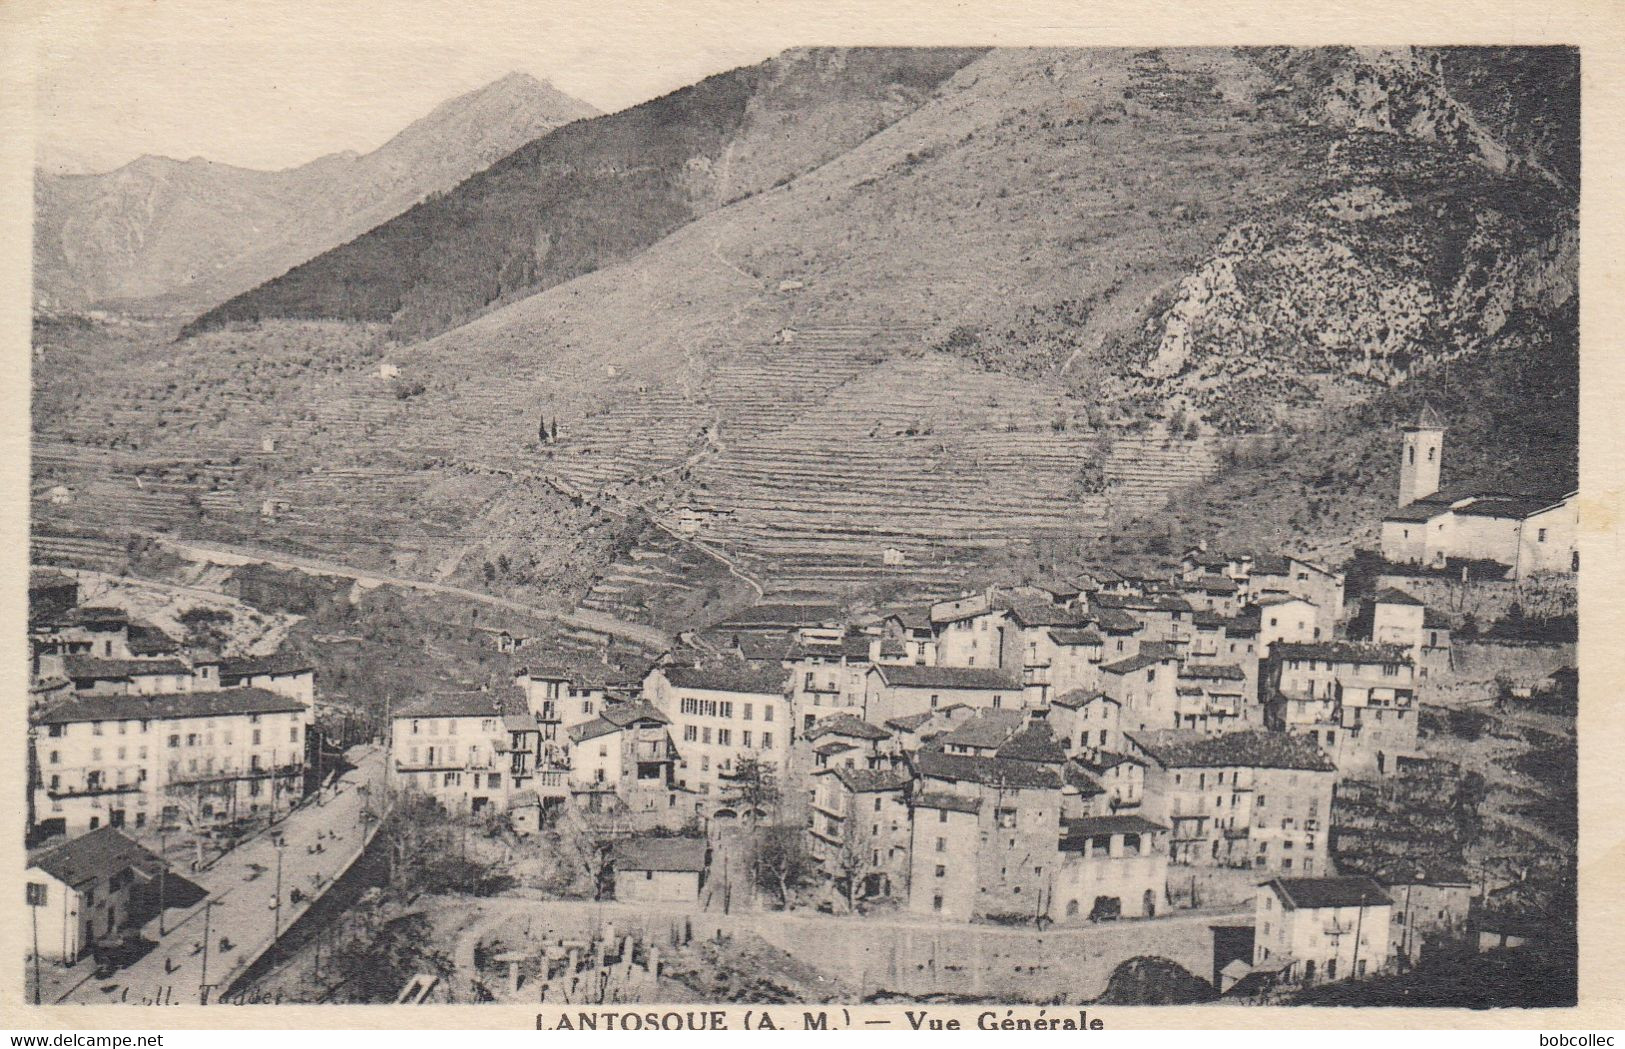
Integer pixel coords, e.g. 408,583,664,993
51,743,389,1006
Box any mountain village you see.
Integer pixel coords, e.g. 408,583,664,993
23,44,1579,1010
24,405,1577,1005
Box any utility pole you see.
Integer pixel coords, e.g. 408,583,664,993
273,838,285,941
158,825,169,935
1351,900,1366,981
199,898,215,1005
27,882,44,1006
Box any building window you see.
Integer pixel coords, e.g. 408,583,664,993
1538,528,1548,543
762,732,772,749
936,837,946,853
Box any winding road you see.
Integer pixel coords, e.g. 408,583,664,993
145,533,674,651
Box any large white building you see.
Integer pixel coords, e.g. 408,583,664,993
1380,407,1577,579
1254,876,1393,985
642,664,789,799
33,687,312,839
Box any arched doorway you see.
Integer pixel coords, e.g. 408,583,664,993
1065,898,1080,918
1143,889,1156,918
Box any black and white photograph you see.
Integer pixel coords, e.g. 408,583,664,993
9,0,1600,1025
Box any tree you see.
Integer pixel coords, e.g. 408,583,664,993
754,824,814,909
550,420,559,442
539,415,547,443
559,811,628,899
724,757,781,889
724,757,781,822
833,834,871,913
163,779,219,870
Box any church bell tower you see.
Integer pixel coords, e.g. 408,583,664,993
1399,404,1446,506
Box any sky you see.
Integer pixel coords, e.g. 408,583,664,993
20,0,813,173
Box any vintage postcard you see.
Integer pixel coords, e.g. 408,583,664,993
1,0,1621,1034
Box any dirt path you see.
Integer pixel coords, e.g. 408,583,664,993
146,533,673,651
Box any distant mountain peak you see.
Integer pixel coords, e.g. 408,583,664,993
35,72,601,312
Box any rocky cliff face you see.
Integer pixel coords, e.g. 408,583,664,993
1129,47,1577,433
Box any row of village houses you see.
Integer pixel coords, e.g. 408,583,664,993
20,563,1483,983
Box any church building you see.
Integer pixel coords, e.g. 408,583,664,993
1379,406,1576,579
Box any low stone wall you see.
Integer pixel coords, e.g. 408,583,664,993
1452,641,1575,688
748,910,1234,1001
1374,574,1575,626
450,896,1243,1002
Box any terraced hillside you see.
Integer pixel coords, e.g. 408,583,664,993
37,47,1577,627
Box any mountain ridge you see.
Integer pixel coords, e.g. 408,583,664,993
33,73,600,313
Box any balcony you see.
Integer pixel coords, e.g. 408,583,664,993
173,762,303,786
45,781,142,799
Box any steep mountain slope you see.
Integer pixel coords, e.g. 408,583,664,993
184,48,989,340
34,74,599,313
36,47,1576,623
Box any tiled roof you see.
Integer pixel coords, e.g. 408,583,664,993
1091,608,1143,633
62,655,190,680
518,660,616,688
38,686,305,726
1077,750,1145,773
938,707,1025,749
1452,496,1552,519
1254,594,1314,608
1063,763,1105,795
1246,553,1291,576
873,664,1018,690
1187,575,1239,594
612,836,708,873
1271,641,1411,665
29,826,163,888
1127,729,1335,772
219,651,314,678
1000,599,1089,628
884,711,937,732
883,608,933,631
916,749,1062,790
601,701,670,729
30,569,77,590
1101,651,1173,675
1051,688,1114,711
995,723,1068,764
1048,627,1104,647
1092,592,1193,614
1373,587,1425,607
1228,613,1261,638
660,663,787,695
1059,815,1166,848
826,766,913,793
1266,876,1391,911
70,606,130,625
1383,496,1457,523
912,791,981,814
569,717,619,743
127,621,181,656
395,686,525,720
805,714,890,742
